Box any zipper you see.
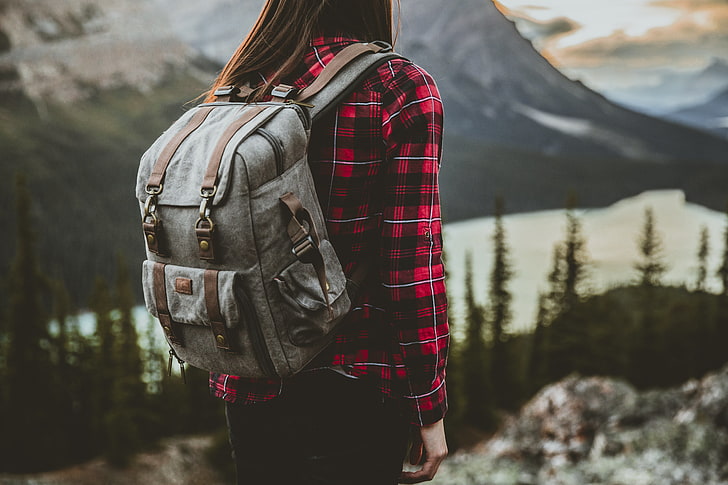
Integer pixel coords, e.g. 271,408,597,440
236,285,277,378
168,347,187,384
257,128,285,176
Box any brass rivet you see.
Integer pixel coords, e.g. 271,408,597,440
200,240,210,251
147,234,156,244
164,326,171,336
216,335,226,346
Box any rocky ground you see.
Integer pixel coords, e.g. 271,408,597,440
2,365,727,485
432,364,728,485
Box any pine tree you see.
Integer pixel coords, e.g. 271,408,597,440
635,207,668,287
486,197,514,408
461,252,495,430
562,205,589,308
105,255,146,467
1,174,56,472
89,276,115,449
696,225,710,292
440,249,468,448
717,205,728,296
545,244,566,320
528,293,550,393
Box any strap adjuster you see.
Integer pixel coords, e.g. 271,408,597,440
271,84,298,100
370,41,393,52
214,85,240,97
292,234,316,261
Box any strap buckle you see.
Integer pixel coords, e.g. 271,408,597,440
291,234,316,261
271,84,298,100
214,85,240,97
145,184,163,196
370,41,393,52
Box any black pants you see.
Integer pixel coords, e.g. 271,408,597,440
225,371,411,485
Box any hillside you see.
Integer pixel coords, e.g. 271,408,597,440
155,0,728,164
668,87,728,139
1,0,727,304
444,190,728,331
0,80,208,303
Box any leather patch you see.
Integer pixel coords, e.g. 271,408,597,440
175,278,193,295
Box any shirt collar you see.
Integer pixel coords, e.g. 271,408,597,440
310,34,361,47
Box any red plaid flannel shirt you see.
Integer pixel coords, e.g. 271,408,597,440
210,35,449,426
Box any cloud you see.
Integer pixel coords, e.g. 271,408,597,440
495,3,580,48
554,3,728,70
652,0,728,7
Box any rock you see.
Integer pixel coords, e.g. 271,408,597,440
430,364,728,485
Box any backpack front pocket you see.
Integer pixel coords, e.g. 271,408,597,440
273,239,351,346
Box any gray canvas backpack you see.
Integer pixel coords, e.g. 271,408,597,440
136,42,399,379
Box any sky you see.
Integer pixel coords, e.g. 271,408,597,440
494,0,728,91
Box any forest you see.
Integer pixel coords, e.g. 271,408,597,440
1,174,727,478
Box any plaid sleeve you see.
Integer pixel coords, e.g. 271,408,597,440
380,61,449,426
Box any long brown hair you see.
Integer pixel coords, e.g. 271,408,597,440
204,0,399,102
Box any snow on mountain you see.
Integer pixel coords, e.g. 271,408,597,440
444,190,727,332
154,0,728,163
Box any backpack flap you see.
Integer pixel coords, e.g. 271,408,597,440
135,104,285,208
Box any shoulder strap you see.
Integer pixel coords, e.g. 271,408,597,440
277,42,401,122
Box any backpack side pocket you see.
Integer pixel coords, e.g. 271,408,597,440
274,239,351,346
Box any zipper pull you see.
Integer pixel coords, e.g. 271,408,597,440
179,360,187,385
168,349,174,377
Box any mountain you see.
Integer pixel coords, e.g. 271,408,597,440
0,0,211,303
0,0,213,103
155,0,728,164
396,0,728,163
606,58,728,115
1,0,727,304
667,87,728,139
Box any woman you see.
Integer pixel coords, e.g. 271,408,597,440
206,1,449,483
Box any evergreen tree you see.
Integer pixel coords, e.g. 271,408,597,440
105,255,146,467
634,207,668,287
696,225,710,291
89,276,115,449
49,281,74,464
717,205,728,296
441,249,468,448
545,244,566,320
0,174,57,472
527,293,550,393
562,205,589,308
486,197,514,408
461,252,496,430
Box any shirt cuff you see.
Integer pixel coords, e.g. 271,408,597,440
404,378,448,426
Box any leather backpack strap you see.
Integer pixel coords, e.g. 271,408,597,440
200,105,268,193
279,192,332,316
294,42,389,102
301,42,401,122
146,106,215,193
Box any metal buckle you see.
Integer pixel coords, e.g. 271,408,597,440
143,195,157,218
200,186,217,198
370,41,393,52
145,184,163,196
291,234,315,260
271,84,298,100
195,217,215,230
199,198,212,220
214,85,239,97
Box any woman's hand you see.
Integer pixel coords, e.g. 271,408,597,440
399,419,448,483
